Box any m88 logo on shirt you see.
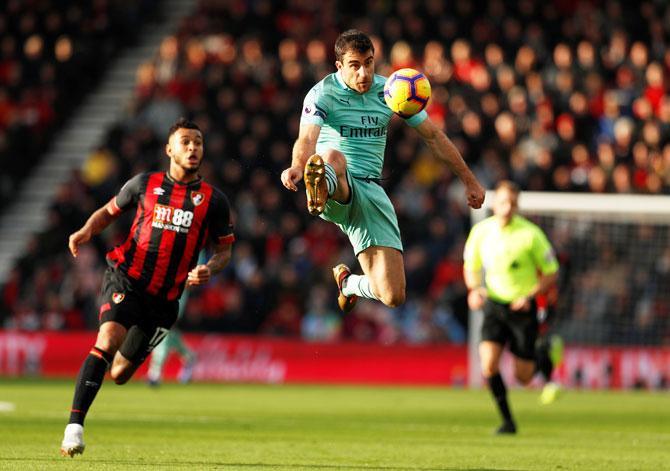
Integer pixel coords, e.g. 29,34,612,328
152,204,193,233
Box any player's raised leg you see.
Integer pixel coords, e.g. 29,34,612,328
304,149,350,215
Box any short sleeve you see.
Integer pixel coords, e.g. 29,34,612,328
463,224,482,273
531,227,559,275
404,109,429,127
208,189,235,245
108,174,144,215
299,83,328,127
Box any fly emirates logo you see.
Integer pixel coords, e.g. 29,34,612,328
152,204,193,233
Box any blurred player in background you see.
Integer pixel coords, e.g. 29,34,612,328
60,118,235,457
463,180,559,434
535,289,564,405
146,289,196,386
281,29,485,313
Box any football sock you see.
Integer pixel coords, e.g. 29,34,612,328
535,343,554,382
68,347,113,426
487,373,514,425
342,274,380,301
324,163,337,196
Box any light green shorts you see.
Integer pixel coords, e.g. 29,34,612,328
320,171,403,255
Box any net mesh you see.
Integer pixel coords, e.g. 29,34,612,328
525,213,670,346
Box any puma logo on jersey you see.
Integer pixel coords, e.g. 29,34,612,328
153,188,165,196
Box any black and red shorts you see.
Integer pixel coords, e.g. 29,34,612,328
98,267,179,362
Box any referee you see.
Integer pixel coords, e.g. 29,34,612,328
463,181,559,434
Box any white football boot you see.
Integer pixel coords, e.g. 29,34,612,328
60,423,85,457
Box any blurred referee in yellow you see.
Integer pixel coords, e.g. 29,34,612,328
463,180,559,434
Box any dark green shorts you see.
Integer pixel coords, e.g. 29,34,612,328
320,171,403,255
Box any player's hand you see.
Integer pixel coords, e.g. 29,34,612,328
281,166,303,192
510,296,531,312
465,180,485,209
68,230,91,258
187,264,211,286
467,287,487,310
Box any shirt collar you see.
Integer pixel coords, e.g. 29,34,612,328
165,171,202,187
335,70,357,93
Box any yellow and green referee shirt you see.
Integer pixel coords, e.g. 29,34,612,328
463,215,559,304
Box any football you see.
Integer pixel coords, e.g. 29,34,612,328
383,68,432,117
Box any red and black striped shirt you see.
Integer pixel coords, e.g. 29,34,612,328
106,172,234,301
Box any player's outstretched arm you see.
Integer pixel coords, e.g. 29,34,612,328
281,124,321,191
414,118,485,209
68,203,120,258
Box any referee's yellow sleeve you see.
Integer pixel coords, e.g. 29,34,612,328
463,224,482,272
531,226,559,275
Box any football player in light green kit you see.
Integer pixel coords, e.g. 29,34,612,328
281,29,485,313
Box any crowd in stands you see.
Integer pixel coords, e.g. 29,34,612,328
2,0,670,346
0,0,160,210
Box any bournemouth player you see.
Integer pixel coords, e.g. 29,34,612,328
280,29,484,313
463,181,559,434
60,118,235,457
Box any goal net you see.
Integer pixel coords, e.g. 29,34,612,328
468,192,670,387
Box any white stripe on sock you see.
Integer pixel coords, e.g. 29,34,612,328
324,163,337,196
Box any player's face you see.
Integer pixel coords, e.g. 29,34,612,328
336,49,375,93
167,128,204,175
493,187,518,224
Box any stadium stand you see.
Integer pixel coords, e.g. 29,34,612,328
1,0,669,347
0,0,162,210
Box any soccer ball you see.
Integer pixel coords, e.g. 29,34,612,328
383,68,432,118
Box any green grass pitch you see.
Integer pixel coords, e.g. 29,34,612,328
0,379,668,470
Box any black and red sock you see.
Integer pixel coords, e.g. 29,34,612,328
68,346,113,426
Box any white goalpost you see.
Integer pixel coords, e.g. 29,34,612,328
468,191,670,388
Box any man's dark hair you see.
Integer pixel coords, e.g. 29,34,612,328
168,118,200,139
334,29,374,62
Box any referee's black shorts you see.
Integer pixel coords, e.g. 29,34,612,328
481,298,539,360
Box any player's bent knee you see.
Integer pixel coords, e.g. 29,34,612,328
516,376,532,386
482,369,498,379
321,149,347,172
380,290,405,308
514,371,534,385
481,364,500,378
110,367,129,385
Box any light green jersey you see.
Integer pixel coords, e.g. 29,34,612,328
463,215,559,303
300,71,427,178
